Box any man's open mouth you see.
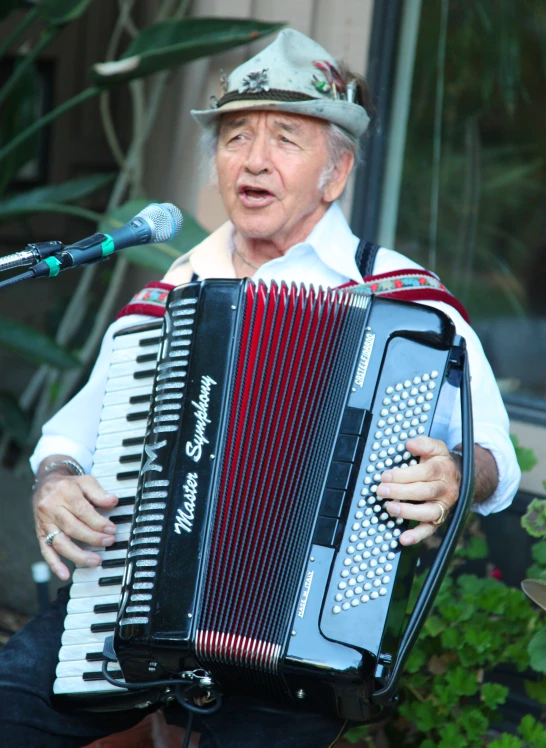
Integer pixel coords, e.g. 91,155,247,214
239,186,275,203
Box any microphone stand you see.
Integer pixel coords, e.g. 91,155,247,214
0,247,111,291
0,241,69,291
0,241,64,273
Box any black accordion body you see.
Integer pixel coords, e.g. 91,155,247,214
55,279,473,722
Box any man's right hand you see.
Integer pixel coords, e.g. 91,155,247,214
33,466,119,581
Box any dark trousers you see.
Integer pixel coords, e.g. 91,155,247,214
0,587,346,747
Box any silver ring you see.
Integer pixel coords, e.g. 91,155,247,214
432,503,447,526
45,529,61,547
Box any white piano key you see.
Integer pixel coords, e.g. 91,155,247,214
99,477,139,493
70,579,122,597
72,566,122,584
58,643,103,662
95,428,145,450
63,611,117,630
98,416,148,436
93,460,141,479
108,359,158,380
80,531,130,553
103,487,137,501
61,627,112,648
67,595,120,615
112,327,161,350
93,446,143,466
99,401,151,423
53,676,125,695
97,503,135,519
110,344,158,365
103,384,152,408
56,659,107,679
105,374,154,393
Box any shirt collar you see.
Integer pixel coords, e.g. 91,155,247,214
294,202,363,282
183,201,363,284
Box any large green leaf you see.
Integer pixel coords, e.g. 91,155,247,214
36,0,95,27
100,199,209,274
0,317,79,369
91,18,284,87
0,173,114,221
0,391,30,445
0,55,39,195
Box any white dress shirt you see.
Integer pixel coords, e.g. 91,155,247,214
30,202,521,515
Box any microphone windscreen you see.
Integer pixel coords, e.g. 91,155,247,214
138,203,182,243
161,203,184,234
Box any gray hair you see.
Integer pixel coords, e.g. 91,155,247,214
200,120,358,192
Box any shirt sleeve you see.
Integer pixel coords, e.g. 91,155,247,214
420,300,521,515
29,314,155,475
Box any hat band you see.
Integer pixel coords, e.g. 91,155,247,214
216,88,316,109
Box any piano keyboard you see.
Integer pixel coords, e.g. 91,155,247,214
53,322,162,697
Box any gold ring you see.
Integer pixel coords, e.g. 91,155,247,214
432,503,447,526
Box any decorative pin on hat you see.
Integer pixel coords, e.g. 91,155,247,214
192,29,370,141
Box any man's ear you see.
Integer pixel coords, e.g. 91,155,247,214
322,150,355,202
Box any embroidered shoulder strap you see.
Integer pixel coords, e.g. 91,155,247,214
117,281,175,319
118,271,470,325
342,269,470,323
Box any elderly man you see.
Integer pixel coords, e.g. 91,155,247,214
0,29,519,748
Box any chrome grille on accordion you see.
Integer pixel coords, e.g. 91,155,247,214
54,278,473,721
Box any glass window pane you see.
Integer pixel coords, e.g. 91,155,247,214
394,0,546,400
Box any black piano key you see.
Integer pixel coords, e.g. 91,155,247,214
110,514,133,525
134,369,155,380
90,622,116,634
129,394,151,405
94,603,120,614
98,575,123,586
126,411,148,422
116,496,135,507
122,437,144,447
107,541,129,552
119,454,141,464
85,652,106,662
116,471,139,482
139,337,160,347
83,669,122,681
136,353,157,364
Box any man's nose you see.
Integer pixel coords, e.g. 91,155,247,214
244,133,271,174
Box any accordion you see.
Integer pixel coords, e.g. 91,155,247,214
54,279,473,722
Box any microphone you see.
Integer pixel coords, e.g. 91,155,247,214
32,202,183,278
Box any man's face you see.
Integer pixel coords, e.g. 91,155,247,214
216,110,335,248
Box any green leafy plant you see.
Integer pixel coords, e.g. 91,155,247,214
0,0,283,453
343,527,546,747
342,442,545,746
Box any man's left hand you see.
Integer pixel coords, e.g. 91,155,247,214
375,436,461,546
